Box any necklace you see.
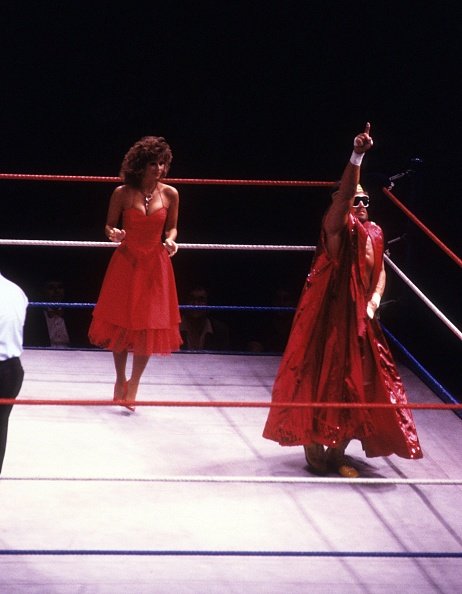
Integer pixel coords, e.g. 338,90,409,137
142,185,158,213
144,193,153,211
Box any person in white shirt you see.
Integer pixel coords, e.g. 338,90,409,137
0,272,28,474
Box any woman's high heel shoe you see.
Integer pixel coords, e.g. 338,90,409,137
113,381,129,408
122,381,136,412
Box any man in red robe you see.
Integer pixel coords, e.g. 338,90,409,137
263,123,422,477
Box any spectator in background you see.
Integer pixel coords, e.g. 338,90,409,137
246,287,296,353
24,278,91,348
180,285,230,351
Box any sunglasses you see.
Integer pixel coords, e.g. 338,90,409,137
353,195,369,208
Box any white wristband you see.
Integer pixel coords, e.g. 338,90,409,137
371,292,381,308
350,151,364,166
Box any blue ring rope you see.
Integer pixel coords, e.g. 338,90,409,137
27,302,459,407
382,325,461,418
29,302,293,312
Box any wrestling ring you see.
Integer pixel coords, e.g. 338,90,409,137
0,172,461,593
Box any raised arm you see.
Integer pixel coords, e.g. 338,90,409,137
323,123,373,258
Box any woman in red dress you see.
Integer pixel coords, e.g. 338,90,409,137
89,136,182,410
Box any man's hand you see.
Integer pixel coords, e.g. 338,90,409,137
353,122,373,154
366,291,381,319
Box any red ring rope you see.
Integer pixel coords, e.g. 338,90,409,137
383,186,462,268
0,173,335,187
1,172,458,265
1,399,461,409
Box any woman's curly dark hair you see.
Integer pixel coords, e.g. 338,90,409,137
119,136,173,187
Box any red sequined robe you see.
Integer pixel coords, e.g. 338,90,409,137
263,214,422,459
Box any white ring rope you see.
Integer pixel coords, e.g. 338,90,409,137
2,475,462,485
385,254,462,341
1,238,459,339
0,239,316,251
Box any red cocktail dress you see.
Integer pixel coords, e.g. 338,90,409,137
89,207,182,355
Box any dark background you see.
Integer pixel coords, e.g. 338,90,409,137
1,2,460,395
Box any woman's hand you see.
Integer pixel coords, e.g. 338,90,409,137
106,227,126,242
163,238,178,257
